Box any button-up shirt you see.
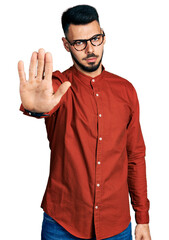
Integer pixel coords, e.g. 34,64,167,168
20,65,150,240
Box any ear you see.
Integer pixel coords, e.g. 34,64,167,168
103,35,106,45
62,37,70,52
101,28,106,45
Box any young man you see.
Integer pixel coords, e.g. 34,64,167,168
18,5,151,240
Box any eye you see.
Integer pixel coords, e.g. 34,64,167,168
92,35,101,42
75,41,84,46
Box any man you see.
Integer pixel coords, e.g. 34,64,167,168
18,5,151,240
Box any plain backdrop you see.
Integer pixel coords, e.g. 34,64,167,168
0,0,169,239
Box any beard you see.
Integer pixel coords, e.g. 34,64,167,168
70,50,104,73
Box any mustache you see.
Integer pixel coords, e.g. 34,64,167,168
82,53,99,60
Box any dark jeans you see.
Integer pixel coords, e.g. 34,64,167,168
41,212,132,240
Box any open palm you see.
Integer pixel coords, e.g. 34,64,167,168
18,48,71,113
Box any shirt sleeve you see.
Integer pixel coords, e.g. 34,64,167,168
19,71,68,119
126,85,150,224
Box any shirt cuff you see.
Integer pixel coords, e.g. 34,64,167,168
135,211,150,224
19,104,50,118
24,109,50,118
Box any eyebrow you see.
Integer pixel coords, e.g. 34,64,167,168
72,33,102,42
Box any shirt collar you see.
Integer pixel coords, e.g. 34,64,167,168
71,64,105,87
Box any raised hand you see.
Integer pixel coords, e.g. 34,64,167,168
18,48,71,113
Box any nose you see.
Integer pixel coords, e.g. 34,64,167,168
85,40,94,54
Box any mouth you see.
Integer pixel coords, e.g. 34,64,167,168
86,57,97,63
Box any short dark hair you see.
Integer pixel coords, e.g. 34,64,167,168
61,5,100,36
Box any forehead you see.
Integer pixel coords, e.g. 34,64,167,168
67,20,101,40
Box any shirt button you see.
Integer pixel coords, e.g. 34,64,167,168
97,183,100,187
29,112,32,115
99,137,102,141
95,206,98,209
92,79,95,82
98,161,101,164
99,114,102,117
96,93,99,97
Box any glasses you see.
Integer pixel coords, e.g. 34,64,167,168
66,31,105,51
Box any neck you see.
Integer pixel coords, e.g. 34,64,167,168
74,62,103,78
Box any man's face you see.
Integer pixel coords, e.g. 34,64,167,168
62,20,106,73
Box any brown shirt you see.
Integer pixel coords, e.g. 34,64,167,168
20,65,150,240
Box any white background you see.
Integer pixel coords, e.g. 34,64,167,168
0,0,169,239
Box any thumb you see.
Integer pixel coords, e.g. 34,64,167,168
52,81,71,104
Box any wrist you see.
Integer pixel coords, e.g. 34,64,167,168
24,109,49,117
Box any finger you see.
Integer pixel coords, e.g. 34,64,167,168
37,48,45,80
18,60,26,83
29,51,37,81
44,52,53,81
52,81,71,104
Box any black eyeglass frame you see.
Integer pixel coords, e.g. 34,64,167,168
66,31,105,51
